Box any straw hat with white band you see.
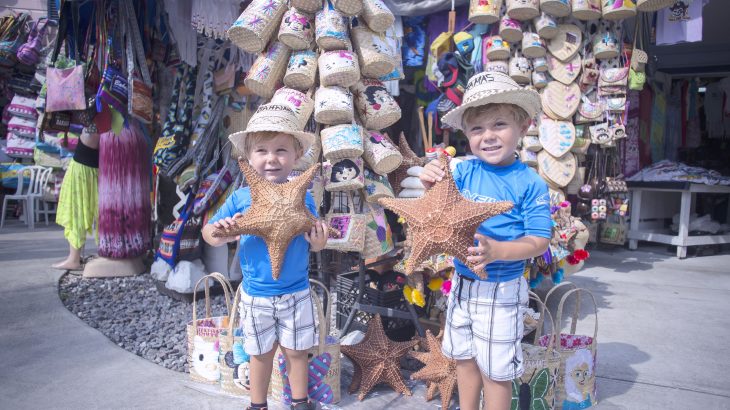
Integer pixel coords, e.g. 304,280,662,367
441,71,541,131
228,103,315,155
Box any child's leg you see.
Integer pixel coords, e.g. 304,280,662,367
455,358,483,410
481,377,512,410
281,347,309,402
52,243,82,269
249,342,279,405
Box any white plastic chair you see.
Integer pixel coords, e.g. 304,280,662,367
1,165,53,229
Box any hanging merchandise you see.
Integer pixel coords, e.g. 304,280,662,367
485,35,511,60
324,157,366,191
324,192,366,252
0,12,30,68
319,50,361,88
533,71,549,89
352,79,402,130
153,65,198,173
333,0,364,16
46,3,86,113
315,2,350,51
123,1,154,124
360,0,396,33
636,0,675,12
542,81,581,121
547,24,582,62
541,0,572,16
228,0,288,53
17,17,51,66
271,87,315,129
321,123,365,160
535,12,559,39
191,0,242,40
547,53,582,85
509,53,532,84
572,0,602,20
507,0,541,21
469,0,503,24
538,150,578,188
401,16,427,67
539,116,576,158
278,8,315,51
244,41,291,99
601,0,636,20
284,50,319,90
351,18,396,78
500,16,524,43
363,166,396,202
579,54,600,92
362,130,403,175
592,21,619,59
293,0,324,13
314,85,355,125
522,30,546,58
361,202,394,259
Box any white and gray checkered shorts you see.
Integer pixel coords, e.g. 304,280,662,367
441,274,528,382
239,287,318,356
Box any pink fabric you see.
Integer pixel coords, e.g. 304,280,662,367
45,65,86,112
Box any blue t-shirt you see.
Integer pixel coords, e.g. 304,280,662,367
209,187,318,297
452,158,552,282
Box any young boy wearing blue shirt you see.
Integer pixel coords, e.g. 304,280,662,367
202,105,328,410
420,72,552,410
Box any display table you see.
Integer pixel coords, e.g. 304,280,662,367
627,181,730,258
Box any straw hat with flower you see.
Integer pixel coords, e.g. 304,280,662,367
441,71,541,131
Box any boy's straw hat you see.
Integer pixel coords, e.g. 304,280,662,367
229,103,315,153
441,71,541,131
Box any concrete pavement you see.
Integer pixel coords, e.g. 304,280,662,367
1,220,729,409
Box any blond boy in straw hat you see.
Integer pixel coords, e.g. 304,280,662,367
202,104,327,410
420,72,552,410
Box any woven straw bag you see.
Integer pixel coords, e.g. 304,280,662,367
270,87,314,130
361,202,394,259
602,0,635,20
539,283,599,410
637,0,674,12
352,21,396,78
187,272,233,384
509,55,532,84
278,8,315,51
533,71,549,89
315,3,349,51
228,0,288,53
500,17,524,44
507,0,540,20
292,0,323,13
333,0,363,16
319,50,361,88
284,50,319,90
485,36,511,61
314,86,354,125
270,280,342,404
322,123,364,160
469,0,503,24
362,130,403,175
244,42,291,98
571,0,601,19
536,12,559,39
522,31,546,58
361,0,395,33
218,284,251,396
523,135,543,152
353,79,402,130
363,166,395,203
325,157,365,191
485,59,509,74
512,292,561,410
541,0,571,16
325,192,367,252
521,147,539,166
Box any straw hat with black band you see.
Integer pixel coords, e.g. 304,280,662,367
228,103,315,155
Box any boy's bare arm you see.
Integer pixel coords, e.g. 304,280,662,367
202,213,242,247
467,234,550,273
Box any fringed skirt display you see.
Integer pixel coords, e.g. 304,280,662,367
56,159,98,250
97,123,152,259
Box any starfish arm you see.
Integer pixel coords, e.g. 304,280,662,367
238,158,271,204
457,201,515,227
356,362,386,401
210,210,269,238
439,378,458,410
382,364,413,396
289,163,319,198
403,229,435,276
425,381,438,401
345,356,362,394
377,197,425,227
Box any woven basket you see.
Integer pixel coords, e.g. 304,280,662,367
321,123,364,161
571,0,601,20
278,8,315,51
228,0,288,53
541,0,571,16
315,4,349,51
363,166,395,203
353,79,402,130
319,50,361,88
522,32,546,58
187,272,233,384
523,135,543,152
270,280,342,404
485,36,511,60
520,148,538,166
218,285,251,396
536,12,559,39
362,130,403,175
284,50,318,90
324,157,365,191
333,0,363,16
314,86,354,125
601,0,636,20
361,0,395,33
533,71,549,89
469,0,503,24
499,17,523,43
507,0,540,21
533,56,548,72
352,23,396,78
292,0,323,13
244,42,291,98
637,0,674,12
485,59,510,74
325,192,366,252
270,87,314,130
592,28,619,60
362,202,394,259
509,56,532,84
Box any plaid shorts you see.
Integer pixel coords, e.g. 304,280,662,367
239,287,318,356
441,274,528,382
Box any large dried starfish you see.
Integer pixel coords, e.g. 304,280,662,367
341,314,418,401
378,153,513,278
388,132,427,195
410,330,457,410
211,159,333,280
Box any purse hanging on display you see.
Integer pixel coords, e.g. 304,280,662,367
123,1,153,124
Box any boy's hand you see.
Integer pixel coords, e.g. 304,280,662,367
467,233,502,273
212,212,243,242
419,159,446,189
305,220,328,252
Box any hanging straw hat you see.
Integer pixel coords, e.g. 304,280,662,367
229,103,315,154
441,71,540,131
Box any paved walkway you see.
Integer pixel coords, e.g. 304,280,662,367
1,220,729,409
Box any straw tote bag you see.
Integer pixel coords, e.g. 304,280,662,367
285,50,319,90
363,166,395,202
316,2,349,51
278,8,315,51
219,284,251,396
351,20,396,78
352,79,401,130
361,202,394,259
360,0,395,33
314,86,354,125
362,130,402,175
637,0,674,12
325,192,366,252
187,272,233,384
228,0,288,53
293,0,324,13
321,123,364,160
270,87,315,130
601,0,635,20
536,12,559,39
539,283,599,410
319,50,361,88
244,41,291,98
500,17,523,44
541,0,571,17
333,0,363,16
324,157,365,191
270,279,342,404
469,0,503,24
507,0,540,21
571,0,601,20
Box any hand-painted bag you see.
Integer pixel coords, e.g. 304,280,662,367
228,0,288,53
157,195,204,266
4,133,35,158
314,86,355,125
315,2,349,51
324,157,365,191
219,284,252,396
270,280,341,404
8,95,39,120
575,97,604,124
319,50,361,88
362,130,402,175
597,67,628,96
244,41,291,99
284,50,319,90
325,192,366,252
352,79,401,130
187,272,233,384
360,0,395,33
46,64,87,112
351,19,396,78
193,166,234,216
278,8,315,51
363,166,395,203
361,202,394,259
469,0,503,24
321,123,364,161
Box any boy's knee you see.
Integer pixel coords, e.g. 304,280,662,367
281,347,308,359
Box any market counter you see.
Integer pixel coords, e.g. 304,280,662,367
627,181,730,258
